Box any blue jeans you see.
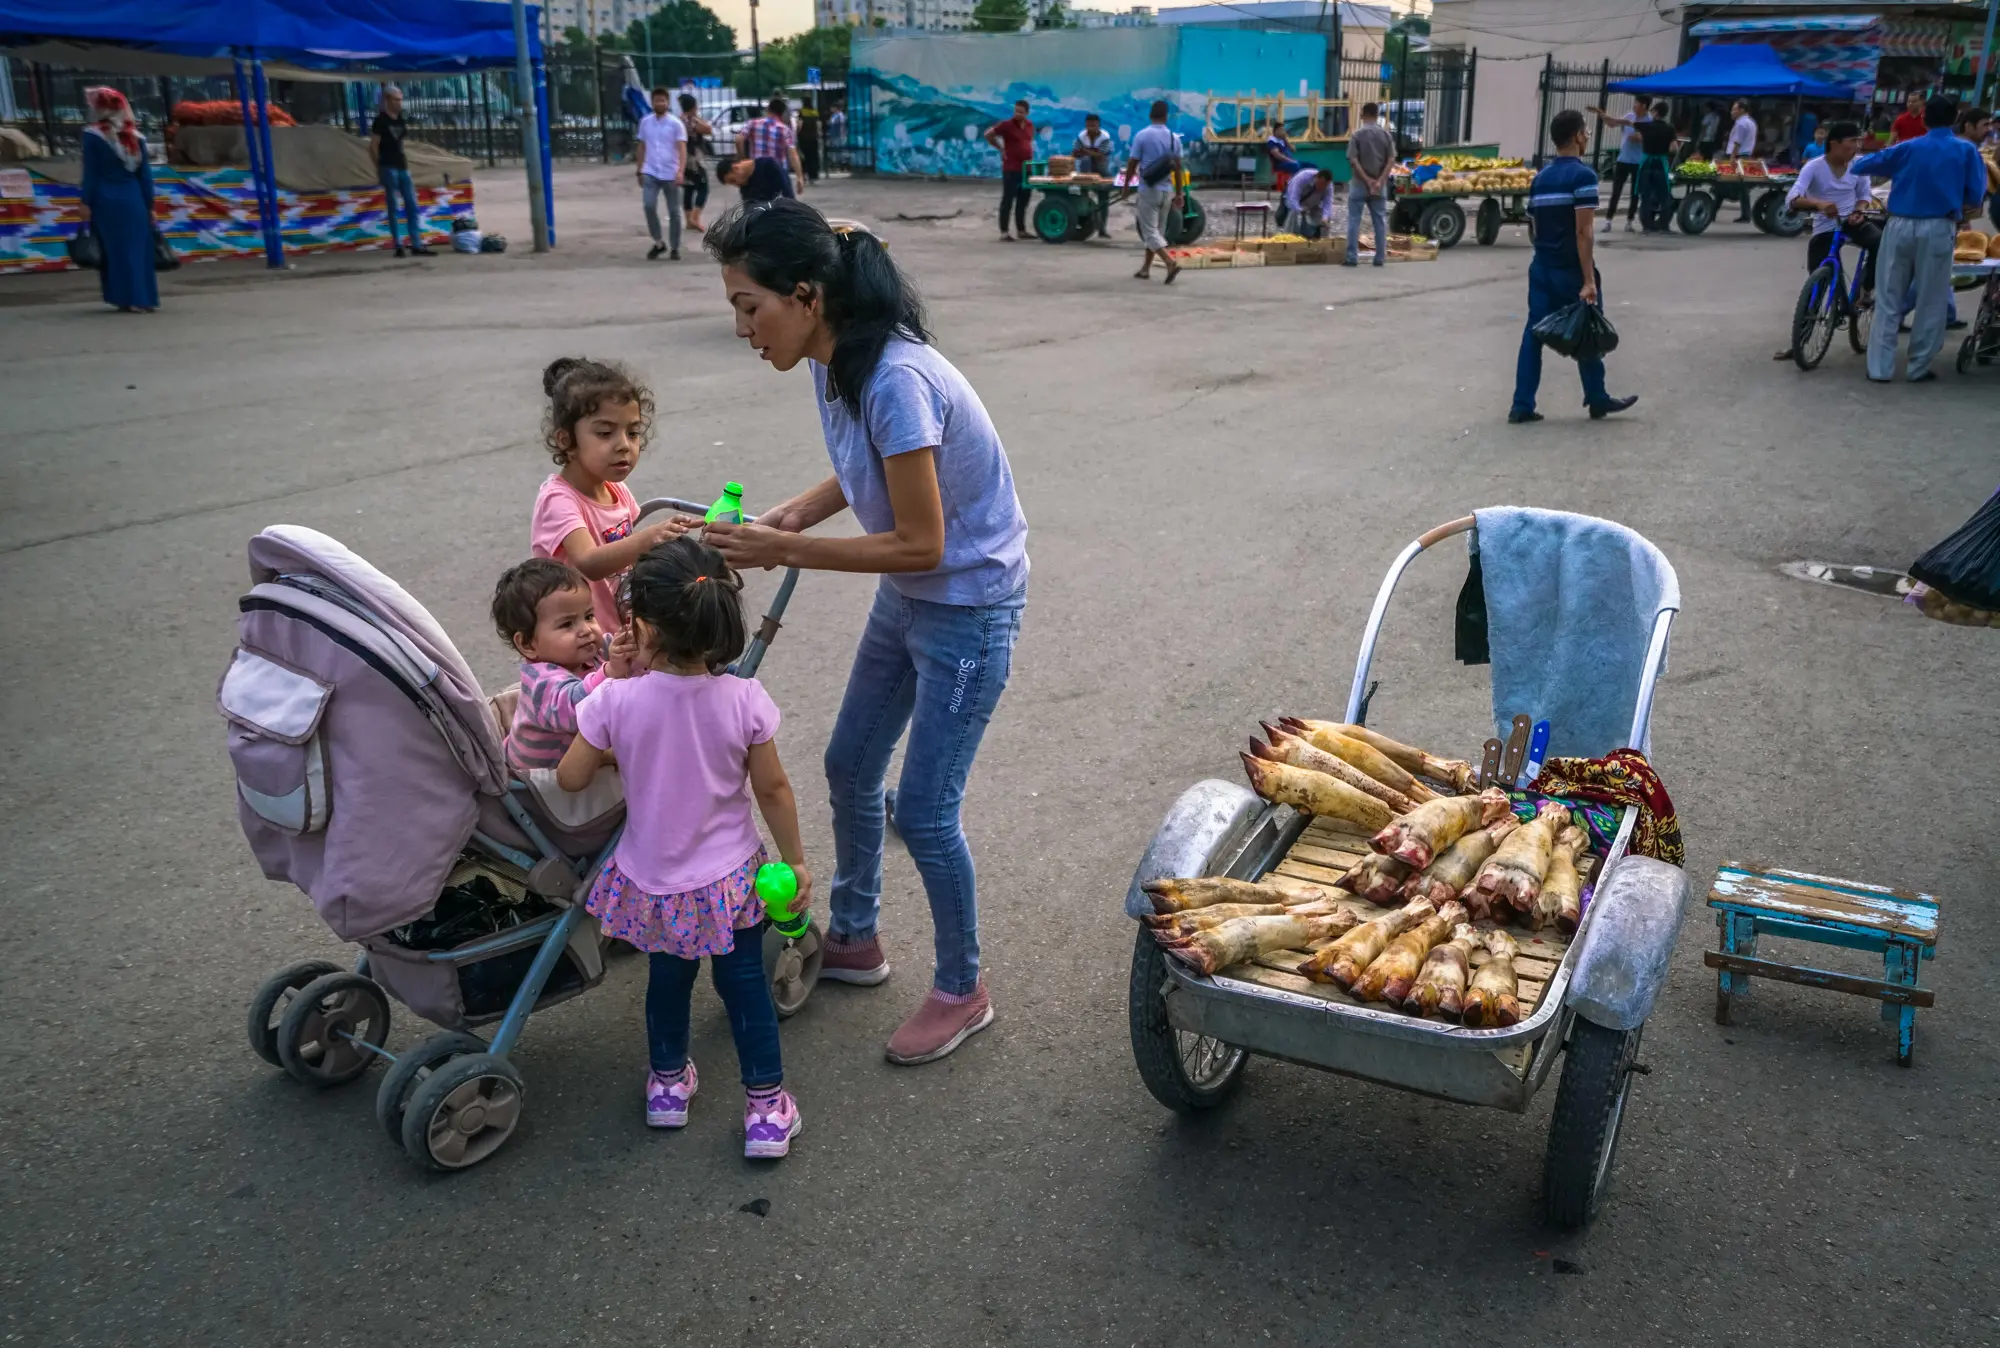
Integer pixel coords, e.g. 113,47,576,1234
825,580,1026,995
1513,258,1610,415
646,932,782,1087
379,167,420,247
1345,187,1387,264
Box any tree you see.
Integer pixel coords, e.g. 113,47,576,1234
756,23,853,93
970,0,1030,34
621,1,741,84
1039,1,1076,29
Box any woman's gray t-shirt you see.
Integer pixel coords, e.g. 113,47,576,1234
811,337,1030,607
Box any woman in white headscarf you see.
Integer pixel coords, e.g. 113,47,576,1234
78,86,158,312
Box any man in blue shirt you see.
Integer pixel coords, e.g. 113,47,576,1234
1510,109,1637,424
1852,95,1989,381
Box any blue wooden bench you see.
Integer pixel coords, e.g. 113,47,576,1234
1706,863,1940,1066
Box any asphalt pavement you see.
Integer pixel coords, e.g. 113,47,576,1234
2,165,1995,1347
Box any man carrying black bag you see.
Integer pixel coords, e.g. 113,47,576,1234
1509,109,1639,424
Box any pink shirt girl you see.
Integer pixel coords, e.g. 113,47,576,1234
531,474,639,632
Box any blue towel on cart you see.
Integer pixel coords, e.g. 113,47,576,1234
1472,507,1680,761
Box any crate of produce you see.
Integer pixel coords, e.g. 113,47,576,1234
1230,249,1266,267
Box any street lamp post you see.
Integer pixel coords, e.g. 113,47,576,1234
510,0,552,251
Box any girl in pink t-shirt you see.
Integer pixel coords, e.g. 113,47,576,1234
530,357,694,632
557,535,811,1160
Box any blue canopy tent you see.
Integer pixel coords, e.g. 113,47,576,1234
1608,43,1856,102
0,0,550,266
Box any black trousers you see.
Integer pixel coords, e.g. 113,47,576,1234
999,168,1029,234
1807,221,1880,293
1605,161,1640,221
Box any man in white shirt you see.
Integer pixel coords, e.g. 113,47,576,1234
1776,120,1879,359
1072,112,1116,238
1724,99,1758,220
634,86,687,260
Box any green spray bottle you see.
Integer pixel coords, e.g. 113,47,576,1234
705,481,745,525
756,863,808,939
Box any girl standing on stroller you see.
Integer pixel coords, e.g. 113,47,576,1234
531,357,691,633
557,536,811,1158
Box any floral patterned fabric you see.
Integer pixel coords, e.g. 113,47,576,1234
585,847,766,958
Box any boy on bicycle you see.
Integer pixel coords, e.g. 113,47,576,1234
1775,121,1879,359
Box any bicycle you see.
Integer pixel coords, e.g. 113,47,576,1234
1789,215,1876,371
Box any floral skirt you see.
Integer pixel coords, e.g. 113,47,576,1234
584,848,767,959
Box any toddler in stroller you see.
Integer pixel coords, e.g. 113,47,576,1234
223,521,819,1171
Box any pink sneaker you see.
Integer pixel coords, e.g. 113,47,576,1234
646,1061,697,1128
743,1089,803,1159
820,933,890,986
885,985,994,1065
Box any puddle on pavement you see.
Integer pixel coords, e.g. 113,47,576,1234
1778,561,1915,599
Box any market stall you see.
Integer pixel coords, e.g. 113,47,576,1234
0,0,548,272
1609,44,1855,238
1388,152,1536,248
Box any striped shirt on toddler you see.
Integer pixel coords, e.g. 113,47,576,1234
507,660,608,773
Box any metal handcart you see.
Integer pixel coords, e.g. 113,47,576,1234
1953,258,2000,374
1022,160,1205,246
1125,512,1686,1228
1672,168,1806,237
1390,184,1529,248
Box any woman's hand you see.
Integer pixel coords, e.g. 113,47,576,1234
703,520,794,571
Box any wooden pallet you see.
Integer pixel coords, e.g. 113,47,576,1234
1219,814,1588,1027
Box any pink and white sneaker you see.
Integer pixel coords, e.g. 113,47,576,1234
646,1061,698,1128
743,1089,803,1159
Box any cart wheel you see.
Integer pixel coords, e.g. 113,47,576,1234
1032,196,1074,244
1751,191,1780,234
246,959,340,1066
763,920,824,1020
376,1031,487,1144
1420,199,1466,249
1767,196,1808,238
1068,200,1096,241
1128,927,1246,1112
400,1053,524,1172
1542,1018,1644,1229
1957,335,1978,374
1676,191,1715,236
1475,198,1501,246
1164,194,1205,247
1848,295,1874,354
275,972,391,1088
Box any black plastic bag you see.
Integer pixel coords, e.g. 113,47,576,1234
1910,488,2000,610
66,227,103,271
1455,550,1490,665
1532,300,1620,363
152,228,180,272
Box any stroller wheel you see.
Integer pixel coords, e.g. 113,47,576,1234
764,920,824,1020
376,1031,487,1144
247,960,340,1066
401,1053,524,1171
276,972,392,1088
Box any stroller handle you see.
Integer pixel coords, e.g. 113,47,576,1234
633,495,801,680
1343,514,1678,752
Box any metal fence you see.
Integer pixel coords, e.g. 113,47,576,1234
1535,57,1666,171
5,50,862,171
1334,50,1478,153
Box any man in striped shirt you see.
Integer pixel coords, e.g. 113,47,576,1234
744,96,807,198
1510,109,1636,424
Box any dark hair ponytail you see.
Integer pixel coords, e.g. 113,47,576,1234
703,198,929,416
624,535,748,674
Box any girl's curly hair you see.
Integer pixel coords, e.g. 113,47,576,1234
541,356,654,464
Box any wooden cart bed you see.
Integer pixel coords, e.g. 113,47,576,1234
1219,814,1596,1025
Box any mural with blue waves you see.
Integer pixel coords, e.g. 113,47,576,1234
854,28,1327,178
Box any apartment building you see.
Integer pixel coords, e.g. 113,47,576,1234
818,0,977,30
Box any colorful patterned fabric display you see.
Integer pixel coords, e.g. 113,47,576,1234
1532,748,1685,866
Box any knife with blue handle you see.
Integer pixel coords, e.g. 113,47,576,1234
1519,720,1551,787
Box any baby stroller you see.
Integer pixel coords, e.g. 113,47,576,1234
224,510,820,1172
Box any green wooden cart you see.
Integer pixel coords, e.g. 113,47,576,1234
1023,161,1207,246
